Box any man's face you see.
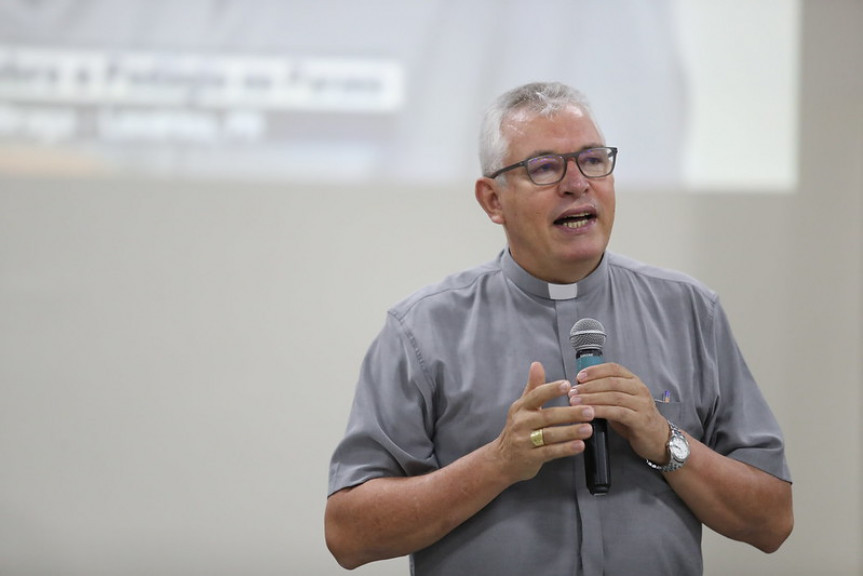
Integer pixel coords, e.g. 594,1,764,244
476,105,616,284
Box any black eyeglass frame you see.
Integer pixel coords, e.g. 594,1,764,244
486,146,619,185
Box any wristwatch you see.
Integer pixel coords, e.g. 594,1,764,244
646,421,690,472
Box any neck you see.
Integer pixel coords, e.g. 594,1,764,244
510,253,603,285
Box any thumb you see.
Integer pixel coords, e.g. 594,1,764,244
523,361,546,396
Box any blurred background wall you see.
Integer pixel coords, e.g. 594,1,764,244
1,1,861,574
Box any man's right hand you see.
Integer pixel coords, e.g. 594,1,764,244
491,361,596,484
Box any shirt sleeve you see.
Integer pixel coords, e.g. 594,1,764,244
328,311,440,496
702,299,792,483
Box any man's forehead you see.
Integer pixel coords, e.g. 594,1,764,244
504,104,586,126
500,104,595,145
501,105,588,137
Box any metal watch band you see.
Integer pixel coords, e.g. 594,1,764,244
645,421,687,472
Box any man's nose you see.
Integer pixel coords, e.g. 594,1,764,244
561,157,590,194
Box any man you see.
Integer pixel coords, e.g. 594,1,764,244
325,82,793,575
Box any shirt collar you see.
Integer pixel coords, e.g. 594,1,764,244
501,249,608,300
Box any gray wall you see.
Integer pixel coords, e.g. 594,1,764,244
1,2,861,575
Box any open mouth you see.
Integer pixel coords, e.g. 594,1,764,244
554,212,596,229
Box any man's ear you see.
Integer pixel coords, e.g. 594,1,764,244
475,177,505,225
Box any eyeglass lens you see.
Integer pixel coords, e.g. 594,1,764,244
525,148,614,184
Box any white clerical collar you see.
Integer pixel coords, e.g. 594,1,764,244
501,249,607,301
547,282,579,300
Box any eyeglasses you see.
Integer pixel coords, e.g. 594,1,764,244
487,146,618,185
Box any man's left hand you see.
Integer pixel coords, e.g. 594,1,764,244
569,362,670,465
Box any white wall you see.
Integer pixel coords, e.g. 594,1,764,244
0,1,861,575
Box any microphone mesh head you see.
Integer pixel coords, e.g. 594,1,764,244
569,318,606,352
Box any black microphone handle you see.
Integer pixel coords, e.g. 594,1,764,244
584,417,611,495
576,350,611,495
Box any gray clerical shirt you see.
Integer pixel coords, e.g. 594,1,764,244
329,250,791,576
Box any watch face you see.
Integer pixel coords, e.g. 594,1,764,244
670,435,690,461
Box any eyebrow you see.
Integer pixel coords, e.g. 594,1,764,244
523,144,605,159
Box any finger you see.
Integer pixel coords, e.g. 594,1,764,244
524,382,574,413
515,362,568,408
529,424,590,461
576,361,635,382
539,404,595,427
570,385,640,416
537,422,594,446
523,361,546,395
574,364,641,397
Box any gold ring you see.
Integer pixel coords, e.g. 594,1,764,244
530,428,545,447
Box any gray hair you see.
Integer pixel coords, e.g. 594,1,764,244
478,82,602,177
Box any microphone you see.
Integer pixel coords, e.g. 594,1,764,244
569,318,611,495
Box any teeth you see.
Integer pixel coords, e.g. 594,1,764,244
558,212,592,228
561,219,589,229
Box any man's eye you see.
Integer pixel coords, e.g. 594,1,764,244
527,157,562,174
580,152,607,165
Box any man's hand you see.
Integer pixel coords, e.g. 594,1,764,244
493,361,595,484
569,362,670,464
